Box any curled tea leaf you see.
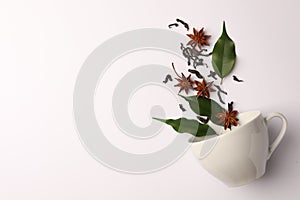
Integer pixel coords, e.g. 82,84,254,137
197,116,209,124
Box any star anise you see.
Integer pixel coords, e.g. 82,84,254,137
174,73,193,94
194,79,215,98
172,63,193,94
215,102,239,130
187,27,211,49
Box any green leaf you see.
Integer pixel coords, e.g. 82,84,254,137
212,21,236,79
153,117,217,137
179,95,224,124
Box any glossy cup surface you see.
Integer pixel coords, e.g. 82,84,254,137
190,111,270,187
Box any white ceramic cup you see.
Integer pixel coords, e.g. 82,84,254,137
190,111,287,187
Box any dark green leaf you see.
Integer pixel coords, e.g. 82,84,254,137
153,117,217,137
212,21,236,79
179,95,224,124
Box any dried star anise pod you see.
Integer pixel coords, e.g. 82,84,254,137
194,78,215,98
187,27,211,49
215,102,239,130
172,63,193,94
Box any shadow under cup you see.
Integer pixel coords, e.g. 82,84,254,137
189,111,287,187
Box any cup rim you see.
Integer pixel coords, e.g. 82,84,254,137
189,110,262,143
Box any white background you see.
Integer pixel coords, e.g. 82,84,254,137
2,0,300,199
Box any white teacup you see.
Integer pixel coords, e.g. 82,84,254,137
190,111,287,187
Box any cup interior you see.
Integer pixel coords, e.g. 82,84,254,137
221,110,261,133
238,111,261,126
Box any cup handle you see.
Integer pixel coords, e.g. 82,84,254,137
265,112,287,160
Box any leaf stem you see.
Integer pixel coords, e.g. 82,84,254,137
152,117,166,123
172,62,182,78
